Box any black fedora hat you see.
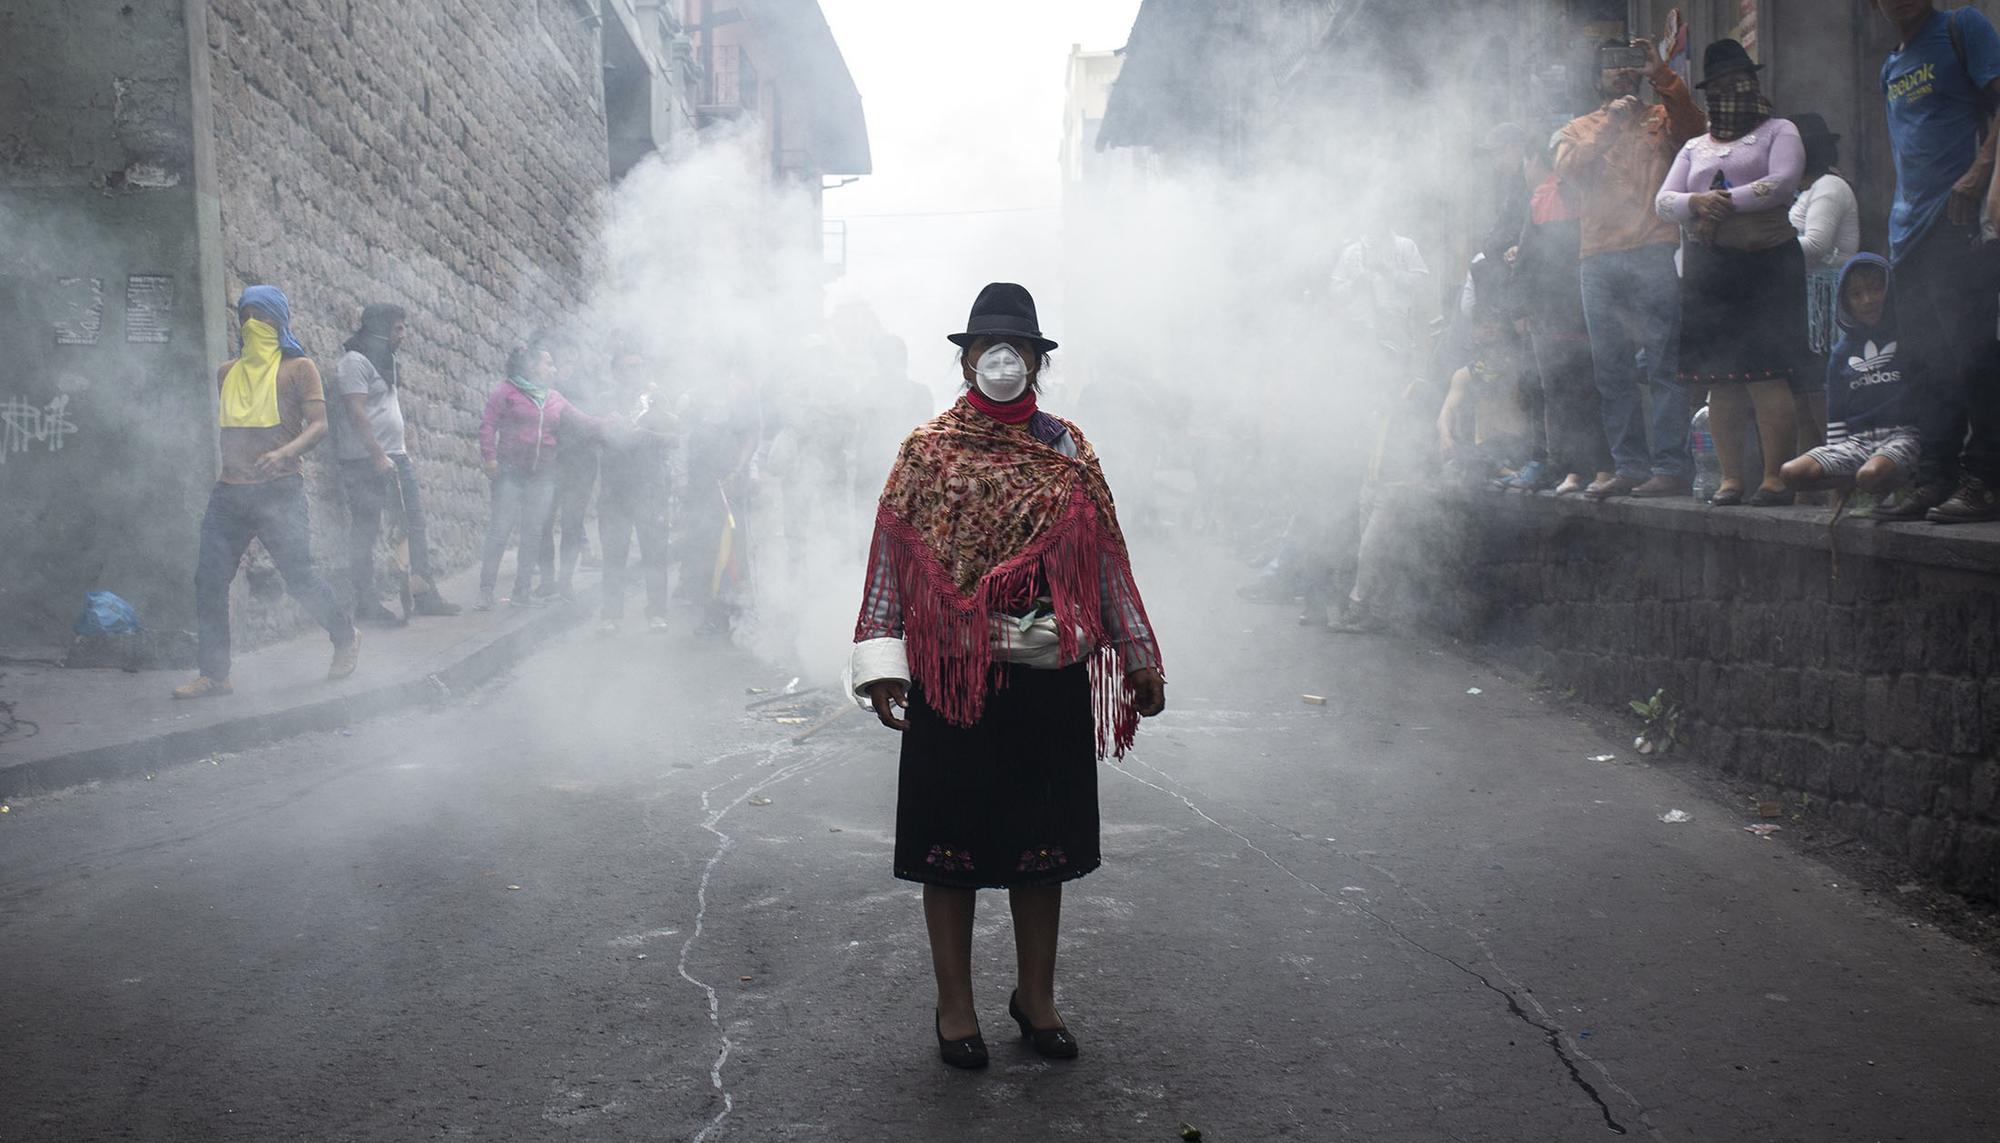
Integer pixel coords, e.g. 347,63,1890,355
1791,112,1841,142
1696,38,1763,88
947,282,1058,354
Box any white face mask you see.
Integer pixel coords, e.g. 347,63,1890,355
973,343,1030,402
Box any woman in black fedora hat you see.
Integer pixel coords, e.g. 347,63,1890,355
1788,112,1860,462
1657,38,1808,506
847,282,1167,1070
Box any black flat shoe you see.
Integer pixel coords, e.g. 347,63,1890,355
1709,487,1745,507
1749,487,1796,507
1008,991,1079,1059
936,1011,988,1070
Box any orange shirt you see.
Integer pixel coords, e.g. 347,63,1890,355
1556,70,1707,259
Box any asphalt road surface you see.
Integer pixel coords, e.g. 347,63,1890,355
3,544,1996,1143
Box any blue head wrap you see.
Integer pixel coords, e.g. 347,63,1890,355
237,285,306,358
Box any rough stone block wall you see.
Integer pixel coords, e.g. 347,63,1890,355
1390,489,2000,902
203,0,609,640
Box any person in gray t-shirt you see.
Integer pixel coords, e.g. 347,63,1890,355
333,303,460,620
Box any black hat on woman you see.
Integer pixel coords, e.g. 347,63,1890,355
1696,38,1763,88
947,282,1058,353
1791,112,1843,172
1789,113,1841,147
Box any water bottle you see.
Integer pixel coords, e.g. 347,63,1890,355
1690,405,1720,502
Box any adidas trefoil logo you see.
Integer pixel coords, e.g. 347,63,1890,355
1849,340,1897,373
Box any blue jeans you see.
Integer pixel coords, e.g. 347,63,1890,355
339,454,434,602
480,467,557,596
1532,331,1612,476
1580,244,1692,480
194,476,355,681
598,485,669,619
538,445,598,588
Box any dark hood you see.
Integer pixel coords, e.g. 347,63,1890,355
343,303,404,388
1834,252,1894,335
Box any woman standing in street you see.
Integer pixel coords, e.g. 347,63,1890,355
474,345,602,610
848,283,1167,1070
1656,39,1807,506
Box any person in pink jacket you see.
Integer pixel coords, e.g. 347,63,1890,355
475,345,603,609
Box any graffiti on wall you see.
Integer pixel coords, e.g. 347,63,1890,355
0,394,80,463
12,272,178,462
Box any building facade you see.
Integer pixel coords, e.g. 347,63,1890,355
1058,44,1136,398
1098,0,1998,263
0,0,864,650
1630,0,1998,253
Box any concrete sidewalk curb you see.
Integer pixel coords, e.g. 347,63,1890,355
0,603,585,801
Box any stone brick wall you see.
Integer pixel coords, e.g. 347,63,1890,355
1384,488,2000,902
203,0,610,639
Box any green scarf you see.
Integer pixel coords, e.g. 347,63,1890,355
506,373,548,407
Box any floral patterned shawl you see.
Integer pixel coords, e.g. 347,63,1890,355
866,400,1151,755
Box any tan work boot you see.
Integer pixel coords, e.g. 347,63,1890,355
171,676,233,700
327,631,360,681
1928,476,2000,524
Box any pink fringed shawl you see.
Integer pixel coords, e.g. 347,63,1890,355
862,401,1154,757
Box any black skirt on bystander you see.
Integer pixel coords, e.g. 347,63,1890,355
1679,239,1808,388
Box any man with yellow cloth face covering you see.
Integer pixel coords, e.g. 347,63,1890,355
173,285,359,699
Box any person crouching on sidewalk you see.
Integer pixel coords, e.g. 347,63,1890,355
174,286,358,699
331,303,460,624
1780,255,1919,503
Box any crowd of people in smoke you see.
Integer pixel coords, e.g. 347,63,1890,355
171,279,924,698
154,1,2000,693
1251,3,2000,631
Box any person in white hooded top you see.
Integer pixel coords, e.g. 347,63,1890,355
1788,113,1861,459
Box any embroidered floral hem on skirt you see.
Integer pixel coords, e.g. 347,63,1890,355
1679,239,1807,388
893,661,1101,890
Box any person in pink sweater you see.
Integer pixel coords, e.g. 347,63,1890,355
1656,39,1807,507
475,345,604,609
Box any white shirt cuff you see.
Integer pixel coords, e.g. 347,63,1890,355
848,637,910,705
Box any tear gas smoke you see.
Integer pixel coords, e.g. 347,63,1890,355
577,7,1531,683
584,127,907,680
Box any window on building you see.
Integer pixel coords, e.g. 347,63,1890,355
601,6,657,181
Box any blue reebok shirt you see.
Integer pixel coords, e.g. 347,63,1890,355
1881,7,2000,259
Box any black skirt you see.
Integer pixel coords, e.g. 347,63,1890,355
894,661,1101,890
1679,239,1807,387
